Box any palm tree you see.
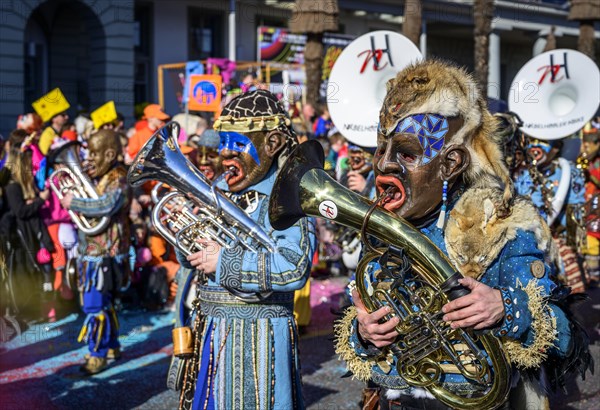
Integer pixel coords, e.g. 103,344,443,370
290,0,339,107
402,0,422,47
473,0,494,94
569,0,600,62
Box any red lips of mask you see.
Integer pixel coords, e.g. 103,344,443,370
375,175,406,212
222,159,245,187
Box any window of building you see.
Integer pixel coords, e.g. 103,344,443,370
135,3,153,105
188,8,225,60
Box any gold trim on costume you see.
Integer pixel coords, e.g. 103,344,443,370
501,279,558,369
333,307,376,382
213,114,291,133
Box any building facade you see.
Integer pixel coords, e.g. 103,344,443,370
0,0,598,137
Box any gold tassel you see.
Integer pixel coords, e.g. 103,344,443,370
95,314,106,352
77,324,88,343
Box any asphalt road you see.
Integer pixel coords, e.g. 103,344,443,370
0,278,598,409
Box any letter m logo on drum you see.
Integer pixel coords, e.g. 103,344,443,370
188,74,222,112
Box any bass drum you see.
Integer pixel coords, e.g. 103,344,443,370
327,30,422,147
508,49,600,140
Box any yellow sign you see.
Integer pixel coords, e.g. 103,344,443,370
32,88,70,123
91,101,118,129
188,75,222,112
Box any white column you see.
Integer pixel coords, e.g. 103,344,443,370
487,31,501,99
420,21,427,58
228,0,236,61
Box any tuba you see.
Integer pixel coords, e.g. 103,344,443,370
269,141,510,410
127,122,277,300
49,141,110,236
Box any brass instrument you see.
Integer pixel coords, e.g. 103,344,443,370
128,122,277,300
49,142,110,236
150,181,204,254
269,141,510,410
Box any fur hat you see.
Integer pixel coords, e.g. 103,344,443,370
379,60,514,215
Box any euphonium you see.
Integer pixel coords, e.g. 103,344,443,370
269,141,510,410
127,122,277,300
49,141,110,236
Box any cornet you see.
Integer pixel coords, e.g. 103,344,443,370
49,141,110,236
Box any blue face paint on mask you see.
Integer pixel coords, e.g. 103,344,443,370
218,131,261,165
393,113,449,165
527,141,553,154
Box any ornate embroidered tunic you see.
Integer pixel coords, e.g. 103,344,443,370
513,159,585,227
179,166,316,410
335,188,572,398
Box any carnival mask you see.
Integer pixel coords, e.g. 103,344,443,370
374,114,468,222
219,130,285,192
582,135,600,160
87,131,119,179
527,139,559,169
197,146,221,181
348,147,372,173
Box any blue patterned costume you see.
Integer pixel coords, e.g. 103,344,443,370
513,159,585,225
335,187,573,400
178,165,316,410
514,159,587,292
70,166,130,358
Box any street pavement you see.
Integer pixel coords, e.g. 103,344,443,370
0,278,598,409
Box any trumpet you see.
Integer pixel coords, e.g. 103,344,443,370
49,141,110,236
128,122,277,300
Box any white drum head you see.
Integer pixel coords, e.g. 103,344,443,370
327,31,423,147
509,49,600,140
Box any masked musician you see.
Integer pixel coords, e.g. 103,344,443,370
175,90,316,409
334,61,589,409
188,129,222,181
339,145,375,197
59,129,130,374
581,126,600,286
513,139,587,292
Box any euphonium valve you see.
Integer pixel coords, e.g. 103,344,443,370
128,122,276,255
269,141,510,410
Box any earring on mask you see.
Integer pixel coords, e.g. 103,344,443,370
436,180,448,229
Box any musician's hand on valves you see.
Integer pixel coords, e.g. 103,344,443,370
352,289,399,348
442,277,504,330
186,239,221,274
60,192,74,209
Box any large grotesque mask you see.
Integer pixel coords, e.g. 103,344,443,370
581,129,600,161
348,145,373,174
375,61,513,223
213,90,297,192
87,129,121,179
193,130,222,181
527,138,560,170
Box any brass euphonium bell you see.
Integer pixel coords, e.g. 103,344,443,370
49,141,110,236
128,122,277,301
269,141,510,410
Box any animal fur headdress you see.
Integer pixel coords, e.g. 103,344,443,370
378,60,514,215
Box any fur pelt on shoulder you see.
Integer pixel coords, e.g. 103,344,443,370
444,187,556,279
